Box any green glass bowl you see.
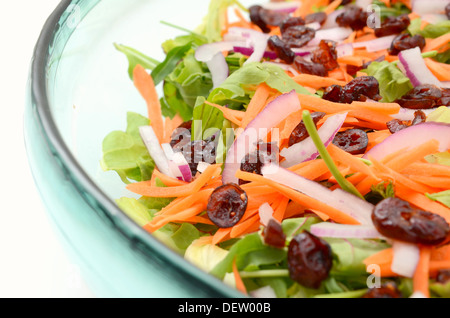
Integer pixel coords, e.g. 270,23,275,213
24,0,244,298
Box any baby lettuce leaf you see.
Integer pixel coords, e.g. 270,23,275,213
364,61,413,102
116,197,155,227
426,190,450,208
409,19,450,39
100,112,155,183
151,41,193,86
114,43,160,79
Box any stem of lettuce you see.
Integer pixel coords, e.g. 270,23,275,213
302,110,365,200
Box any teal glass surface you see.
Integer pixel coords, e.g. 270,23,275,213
25,0,244,298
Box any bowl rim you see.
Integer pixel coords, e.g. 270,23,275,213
30,0,242,298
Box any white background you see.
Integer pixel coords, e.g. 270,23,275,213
0,1,95,298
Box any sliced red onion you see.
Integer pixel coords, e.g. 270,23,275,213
305,22,322,31
222,90,301,184
352,35,396,52
412,0,450,15
259,202,274,227
139,126,174,178
233,46,278,59
196,161,211,173
261,1,301,13
280,112,347,168
355,0,373,9
397,47,442,87
307,27,353,46
391,107,445,121
207,52,229,89
322,8,345,29
391,241,420,278
363,121,450,161
310,222,385,239
171,151,192,182
195,41,246,62
336,43,354,57
291,47,312,57
261,164,375,225
226,27,270,65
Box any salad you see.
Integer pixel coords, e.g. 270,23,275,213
101,0,450,298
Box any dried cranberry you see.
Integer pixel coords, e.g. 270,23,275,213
263,219,286,248
386,110,426,134
207,184,248,228
282,25,316,48
267,35,296,64
372,197,450,246
170,120,192,148
374,15,410,37
332,129,369,155
280,16,305,34
311,40,339,71
304,12,327,26
288,112,325,146
175,139,216,175
361,283,402,298
239,142,279,185
287,231,332,289
249,5,289,33
395,85,443,109
446,3,450,20
293,56,328,77
323,76,382,103
336,5,369,31
436,269,450,284
388,33,426,55
441,88,450,106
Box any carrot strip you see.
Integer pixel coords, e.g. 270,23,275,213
395,186,450,225
144,203,205,232
350,101,401,115
324,0,343,15
133,65,164,142
292,74,347,90
413,247,431,298
233,258,247,295
152,169,188,187
241,83,271,128
126,164,222,197
423,33,450,52
409,175,450,189
213,228,231,245
291,159,331,181
230,214,261,238
327,144,379,179
280,110,302,141
424,58,450,81
369,156,438,195
401,162,450,178
205,101,244,126
235,170,361,225
272,196,290,222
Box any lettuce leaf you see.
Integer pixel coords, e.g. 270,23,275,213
114,43,160,79
426,190,450,208
409,19,450,39
364,61,413,102
100,112,155,183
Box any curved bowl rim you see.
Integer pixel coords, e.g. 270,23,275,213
29,0,242,298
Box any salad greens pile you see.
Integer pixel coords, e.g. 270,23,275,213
100,0,450,298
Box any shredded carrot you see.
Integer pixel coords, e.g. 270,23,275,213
241,83,271,128
424,58,450,81
327,144,379,179
272,196,290,222
235,170,361,225
400,162,450,177
413,247,431,298
152,169,188,187
423,33,450,52
233,258,247,295
409,175,450,189
133,65,164,143
230,214,261,239
324,0,342,15
213,228,231,245
292,74,347,90
126,164,221,197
